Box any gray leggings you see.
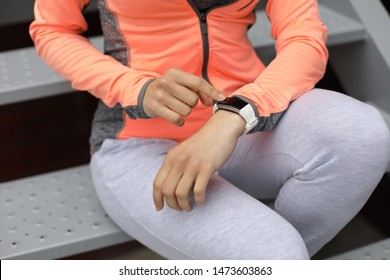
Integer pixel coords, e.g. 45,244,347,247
90,89,390,259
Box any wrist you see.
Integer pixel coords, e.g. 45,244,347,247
206,109,246,139
213,96,258,135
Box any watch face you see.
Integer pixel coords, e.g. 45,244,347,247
219,97,248,110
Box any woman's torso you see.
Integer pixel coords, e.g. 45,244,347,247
90,0,264,152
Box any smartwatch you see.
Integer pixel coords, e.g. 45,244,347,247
213,96,258,135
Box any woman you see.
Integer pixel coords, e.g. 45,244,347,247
30,0,390,259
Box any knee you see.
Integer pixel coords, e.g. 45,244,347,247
265,222,310,260
237,219,310,260
360,105,390,162
331,102,390,169
303,97,390,199
301,91,390,171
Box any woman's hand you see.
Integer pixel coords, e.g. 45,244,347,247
153,110,246,211
143,68,226,126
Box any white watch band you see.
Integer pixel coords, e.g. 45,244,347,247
213,102,258,135
239,103,258,134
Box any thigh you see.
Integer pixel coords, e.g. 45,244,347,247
90,138,308,259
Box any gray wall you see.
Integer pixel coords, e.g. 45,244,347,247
0,0,36,25
0,0,263,25
0,0,97,25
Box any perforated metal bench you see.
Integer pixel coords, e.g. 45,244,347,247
1,0,390,259
0,166,132,259
330,238,390,260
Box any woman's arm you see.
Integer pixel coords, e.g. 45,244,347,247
233,0,328,131
29,0,159,108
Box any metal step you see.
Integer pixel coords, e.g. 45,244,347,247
0,37,104,106
329,238,390,260
0,4,366,106
249,4,366,55
0,165,132,260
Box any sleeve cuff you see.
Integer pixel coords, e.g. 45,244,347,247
233,94,287,133
124,78,155,119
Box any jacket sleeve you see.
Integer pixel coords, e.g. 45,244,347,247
233,0,328,132
29,0,160,108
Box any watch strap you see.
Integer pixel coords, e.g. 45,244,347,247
213,96,258,135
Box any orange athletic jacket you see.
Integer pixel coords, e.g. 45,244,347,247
30,0,328,152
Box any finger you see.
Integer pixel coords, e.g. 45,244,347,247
161,170,183,211
192,79,225,104
171,84,199,108
193,172,213,207
175,172,196,212
197,92,213,107
154,106,185,127
153,163,171,211
171,68,225,103
164,95,193,117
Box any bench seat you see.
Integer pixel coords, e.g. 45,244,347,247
0,165,132,259
330,238,390,260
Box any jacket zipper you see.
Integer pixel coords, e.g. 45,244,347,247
199,13,210,82
186,0,239,83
